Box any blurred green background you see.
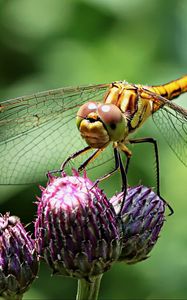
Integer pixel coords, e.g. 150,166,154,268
0,0,187,299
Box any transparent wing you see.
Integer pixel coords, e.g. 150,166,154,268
141,88,187,166
0,83,115,184
152,106,187,166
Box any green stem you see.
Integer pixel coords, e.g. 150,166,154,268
76,274,103,300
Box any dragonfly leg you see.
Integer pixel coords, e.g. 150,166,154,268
91,148,128,215
118,151,128,216
61,145,92,171
47,145,92,177
78,148,104,172
118,142,132,184
125,156,131,175
92,148,120,186
129,137,174,216
94,147,128,217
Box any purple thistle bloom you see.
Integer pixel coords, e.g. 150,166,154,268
110,185,166,264
35,170,122,280
0,213,39,299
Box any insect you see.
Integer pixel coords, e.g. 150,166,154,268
0,76,187,190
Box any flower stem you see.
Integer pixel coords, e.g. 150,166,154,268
76,274,103,300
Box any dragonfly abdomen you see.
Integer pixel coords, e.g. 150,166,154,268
150,75,187,100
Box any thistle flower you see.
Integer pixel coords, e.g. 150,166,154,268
110,185,166,264
0,213,39,300
35,171,122,280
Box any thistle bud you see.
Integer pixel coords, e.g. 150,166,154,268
110,185,166,264
35,171,122,280
0,213,39,300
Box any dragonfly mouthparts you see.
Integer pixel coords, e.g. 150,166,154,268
86,116,100,123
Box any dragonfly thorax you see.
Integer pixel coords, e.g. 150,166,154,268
76,102,128,149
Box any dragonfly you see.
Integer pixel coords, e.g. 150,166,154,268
0,75,187,190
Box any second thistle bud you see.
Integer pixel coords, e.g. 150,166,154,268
110,185,166,264
35,171,122,280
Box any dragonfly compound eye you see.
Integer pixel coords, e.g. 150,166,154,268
77,102,98,119
76,102,98,128
98,104,128,142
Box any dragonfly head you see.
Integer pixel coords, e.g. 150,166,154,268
76,102,128,148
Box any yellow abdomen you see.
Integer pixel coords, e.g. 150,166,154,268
149,75,187,100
